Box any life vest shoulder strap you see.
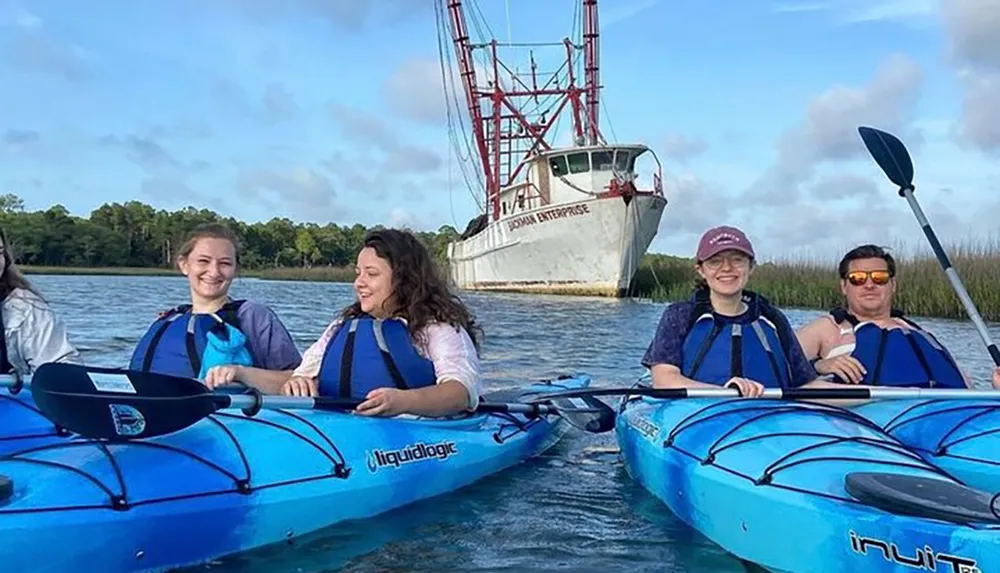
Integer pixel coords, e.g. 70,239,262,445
216,299,246,330
685,288,765,332
829,306,915,328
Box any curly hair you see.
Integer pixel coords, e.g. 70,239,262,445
341,228,482,352
0,225,45,303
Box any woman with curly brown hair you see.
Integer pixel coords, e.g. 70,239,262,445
281,228,483,418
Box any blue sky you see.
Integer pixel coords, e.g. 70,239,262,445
1,0,997,262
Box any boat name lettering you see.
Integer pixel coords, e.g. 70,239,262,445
366,440,459,473
849,530,980,573
507,204,591,231
629,416,660,442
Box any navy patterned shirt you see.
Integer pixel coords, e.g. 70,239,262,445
641,300,818,388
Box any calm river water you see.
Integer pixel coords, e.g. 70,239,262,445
27,274,1000,573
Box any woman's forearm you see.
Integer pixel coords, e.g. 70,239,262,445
402,380,473,417
237,367,295,395
650,364,723,390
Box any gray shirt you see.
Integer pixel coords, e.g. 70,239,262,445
234,300,302,371
2,288,82,375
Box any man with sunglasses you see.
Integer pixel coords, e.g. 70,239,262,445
796,244,1000,389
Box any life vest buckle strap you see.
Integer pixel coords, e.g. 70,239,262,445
339,319,359,399
374,319,410,391
730,324,743,378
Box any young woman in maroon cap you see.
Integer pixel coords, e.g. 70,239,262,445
641,225,822,397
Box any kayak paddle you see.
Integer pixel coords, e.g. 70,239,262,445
858,125,1000,368
524,385,1000,403
0,373,30,393
28,362,616,441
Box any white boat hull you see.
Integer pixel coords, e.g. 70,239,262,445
446,194,667,297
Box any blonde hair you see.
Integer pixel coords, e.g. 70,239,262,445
175,223,242,267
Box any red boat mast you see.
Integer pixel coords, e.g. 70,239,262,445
442,0,605,221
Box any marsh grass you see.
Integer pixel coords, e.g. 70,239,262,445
22,265,357,283
22,266,178,277
632,240,1000,321
253,266,356,282
23,239,1000,321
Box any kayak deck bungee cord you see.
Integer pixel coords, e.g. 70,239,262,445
0,370,602,573
853,398,1000,495
615,393,1000,573
1,377,72,456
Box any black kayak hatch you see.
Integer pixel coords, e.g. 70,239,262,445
0,475,11,504
845,472,1000,525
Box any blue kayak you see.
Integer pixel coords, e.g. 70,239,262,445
616,394,1000,573
0,375,589,573
0,385,70,455
853,398,1000,494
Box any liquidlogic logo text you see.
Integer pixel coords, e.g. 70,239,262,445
629,415,660,443
366,440,459,474
849,531,980,573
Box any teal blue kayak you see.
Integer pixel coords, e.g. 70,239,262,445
0,374,590,573
1,381,70,455
853,398,1000,494
616,394,1000,573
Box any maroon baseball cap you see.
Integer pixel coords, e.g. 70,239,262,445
696,225,755,263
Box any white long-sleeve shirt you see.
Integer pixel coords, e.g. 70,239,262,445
2,288,82,375
293,317,482,409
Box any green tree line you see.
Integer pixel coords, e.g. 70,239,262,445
0,193,461,269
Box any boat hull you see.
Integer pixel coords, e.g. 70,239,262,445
447,194,666,297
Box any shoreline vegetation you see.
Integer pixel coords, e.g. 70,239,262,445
630,241,1000,322
5,193,997,322
25,239,1000,322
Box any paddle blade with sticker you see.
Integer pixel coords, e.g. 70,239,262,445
546,393,616,433
30,363,222,441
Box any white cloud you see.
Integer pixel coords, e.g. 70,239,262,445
772,0,937,23
743,54,923,204
941,0,1000,153
383,57,448,126
661,134,708,162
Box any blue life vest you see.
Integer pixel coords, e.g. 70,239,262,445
129,300,256,379
830,307,966,388
681,290,793,389
317,315,436,399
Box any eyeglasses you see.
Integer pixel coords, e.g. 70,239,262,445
702,253,751,270
845,270,892,286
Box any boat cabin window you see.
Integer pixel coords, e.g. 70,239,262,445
592,151,614,171
614,150,632,172
549,155,569,177
567,152,590,174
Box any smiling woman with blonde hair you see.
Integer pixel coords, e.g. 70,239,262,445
281,228,483,418
128,223,301,392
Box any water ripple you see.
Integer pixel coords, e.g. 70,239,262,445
27,275,1000,572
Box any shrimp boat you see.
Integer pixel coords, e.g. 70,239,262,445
439,0,668,297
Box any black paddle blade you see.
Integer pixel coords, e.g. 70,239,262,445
846,471,1000,525
546,394,616,433
31,363,222,441
858,126,914,189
